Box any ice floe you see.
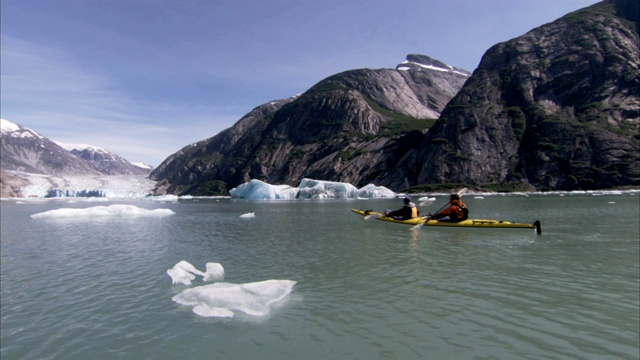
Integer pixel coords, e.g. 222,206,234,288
30,204,175,219
168,260,296,319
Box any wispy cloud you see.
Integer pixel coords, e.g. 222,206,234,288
1,35,239,166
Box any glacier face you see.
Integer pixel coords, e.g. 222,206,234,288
6,172,156,199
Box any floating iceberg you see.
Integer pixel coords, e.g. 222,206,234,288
30,204,175,219
168,260,295,319
229,178,395,200
172,279,297,318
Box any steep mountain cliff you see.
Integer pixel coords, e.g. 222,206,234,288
416,0,639,190
150,56,470,195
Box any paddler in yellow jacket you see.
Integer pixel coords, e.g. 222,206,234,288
428,194,468,222
384,196,419,220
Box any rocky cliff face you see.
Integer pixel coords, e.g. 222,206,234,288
150,56,471,195
416,0,639,190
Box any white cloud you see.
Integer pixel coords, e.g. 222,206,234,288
1,35,239,166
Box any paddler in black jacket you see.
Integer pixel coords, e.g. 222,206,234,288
384,197,419,220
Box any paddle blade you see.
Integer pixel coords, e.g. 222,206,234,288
418,197,436,206
364,213,382,221
457,187,469,196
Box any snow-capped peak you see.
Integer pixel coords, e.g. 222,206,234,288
1,118,21,132
396,55,470,77
0,118,45,140
54,141,111,155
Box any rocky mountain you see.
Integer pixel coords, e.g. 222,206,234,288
415,0,639,191
151,0,638,195
56,142,152,176
1,119,152,177
1,119,103,176
150,56,471,195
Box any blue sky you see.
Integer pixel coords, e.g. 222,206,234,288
1,0,600,167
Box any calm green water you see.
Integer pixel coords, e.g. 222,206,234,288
1,192,639,359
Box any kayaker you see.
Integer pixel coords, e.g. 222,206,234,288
384,196,419,220
428,194,468,222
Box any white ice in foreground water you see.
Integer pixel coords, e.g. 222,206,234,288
240,212,256,218
30,204,175,219
168,261,296,319
167,260,225,285
229,178,395,200
173,280,297,318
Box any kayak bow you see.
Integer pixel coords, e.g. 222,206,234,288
352,209,541,234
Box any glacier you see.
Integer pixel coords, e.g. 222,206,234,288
229,178,396,200
7,172,156,199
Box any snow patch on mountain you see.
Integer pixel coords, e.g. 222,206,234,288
131,162,154,170
398,60,470,76
1,118,20,132
55,141,111,155
1,118,45,140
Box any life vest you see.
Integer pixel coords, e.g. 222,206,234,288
410,205,418,218
453,202,468,220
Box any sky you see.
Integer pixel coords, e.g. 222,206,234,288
1,0,601,167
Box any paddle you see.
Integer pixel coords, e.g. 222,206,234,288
418,197,436,206
431,187,469,215
364,197,436,222
364,213,382,220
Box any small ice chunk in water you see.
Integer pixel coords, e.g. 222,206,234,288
167,261,224,285
202,263,225,282
239,212,255,218
172,279,297,318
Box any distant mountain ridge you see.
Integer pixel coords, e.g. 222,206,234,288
1,119,151,176
55,141,153,175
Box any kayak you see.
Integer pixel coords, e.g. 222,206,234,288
351,209,542,234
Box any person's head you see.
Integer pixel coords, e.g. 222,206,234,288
449,194,461,205
403,196,411,204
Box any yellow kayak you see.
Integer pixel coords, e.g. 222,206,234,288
351,209,541,234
